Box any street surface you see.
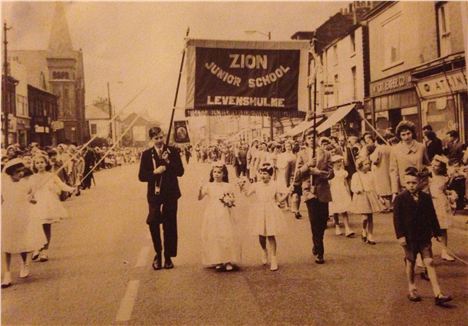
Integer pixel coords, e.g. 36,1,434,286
2,161,467,325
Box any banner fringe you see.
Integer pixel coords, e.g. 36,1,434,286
185,109,306,118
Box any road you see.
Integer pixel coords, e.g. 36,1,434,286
2,161,467,325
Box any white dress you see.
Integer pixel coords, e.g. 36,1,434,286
329,169,352,214
2,176,46,253
349,172,384,214
247,182,285,236
275,152,295,193
200,182,241,266
29,172,75,224
429,175,452,229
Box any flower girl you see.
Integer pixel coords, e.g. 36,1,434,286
198,163,240,272
241,163,288,271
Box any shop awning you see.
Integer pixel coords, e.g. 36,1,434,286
284,116,325,136
316,104,357,134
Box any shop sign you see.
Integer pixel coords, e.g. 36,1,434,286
34,125,47,133
417,70,467,98
370,71,413,97
51,120,64,131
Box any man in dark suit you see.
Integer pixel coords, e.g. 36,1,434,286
139,127,184,270
295,131,334,264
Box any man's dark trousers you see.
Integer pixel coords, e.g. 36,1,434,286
147,199,178,258
305,198,329,257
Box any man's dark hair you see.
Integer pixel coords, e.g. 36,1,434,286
361,132,374,142
446,130,459,139
424,130,437,141
148,127,163,138
422,124,433,132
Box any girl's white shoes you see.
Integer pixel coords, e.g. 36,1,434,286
261,250,268,265
270,256,278,271
441,250,455,262
19,264,30,278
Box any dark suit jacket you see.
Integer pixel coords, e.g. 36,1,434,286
295,147,334,203
425,138,443,162
138,145,184,204
393,190,441,243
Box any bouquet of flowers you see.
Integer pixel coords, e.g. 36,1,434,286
220,192,236,208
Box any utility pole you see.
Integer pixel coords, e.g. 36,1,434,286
107,82,116,145
3,21,12,147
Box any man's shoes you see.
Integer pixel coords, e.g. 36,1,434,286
164,257,174,269
407,291,422,302
152,255,162,270
435,294,453,306
315,256,325,264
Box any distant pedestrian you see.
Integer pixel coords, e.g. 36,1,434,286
241,163,288,271
423,130,443,162
1,159,46,288
198,163,240,272
350,158,384,245
329,155,354,237
393,168,452,306
369,136,393,211
444,130,465,165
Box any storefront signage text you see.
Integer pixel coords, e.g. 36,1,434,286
370,72,412,97
417,70,467,98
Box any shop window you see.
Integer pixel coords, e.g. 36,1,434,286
382,14,402,68
437,3,452,56
90,123,97,135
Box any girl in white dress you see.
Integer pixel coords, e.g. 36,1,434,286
350,158,384,245
430,155,455,261
2,159,46,288
329,155,354,237
241,163,288,271
30,154,76,262
198,163,240,272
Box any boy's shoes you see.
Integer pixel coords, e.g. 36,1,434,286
441,250,455,262
164,257,174,269
215,264,224,272
435,294,453,306
225,263,234,272
407,291,422,302
152,255,162,270
315,256,325,264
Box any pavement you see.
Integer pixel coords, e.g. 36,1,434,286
2,161,467,325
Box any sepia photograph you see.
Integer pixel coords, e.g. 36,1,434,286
1,0,467,325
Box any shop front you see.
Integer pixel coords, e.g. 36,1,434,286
368,70,421,139
413,67,467,142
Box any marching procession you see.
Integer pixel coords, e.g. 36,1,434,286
2,1,468,324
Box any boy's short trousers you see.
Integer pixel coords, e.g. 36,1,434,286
403,241,433,262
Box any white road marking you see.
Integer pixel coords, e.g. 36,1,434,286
116,280,140,322
135,246,151,267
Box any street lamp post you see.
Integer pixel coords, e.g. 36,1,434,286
3,21,12,147
244,30,274,140
107,81,123,146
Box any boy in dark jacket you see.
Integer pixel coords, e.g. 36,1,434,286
393,168,452,306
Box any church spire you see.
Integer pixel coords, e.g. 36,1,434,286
48,2,73,54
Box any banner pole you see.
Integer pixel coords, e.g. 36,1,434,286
166,27,190,145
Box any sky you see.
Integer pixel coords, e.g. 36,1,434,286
2,0,349,125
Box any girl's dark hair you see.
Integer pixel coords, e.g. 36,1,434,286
209,164,229,183
396,120,417,140
259,163,274,176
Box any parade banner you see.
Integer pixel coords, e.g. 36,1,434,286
185,39,309,117
173,120,190,143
